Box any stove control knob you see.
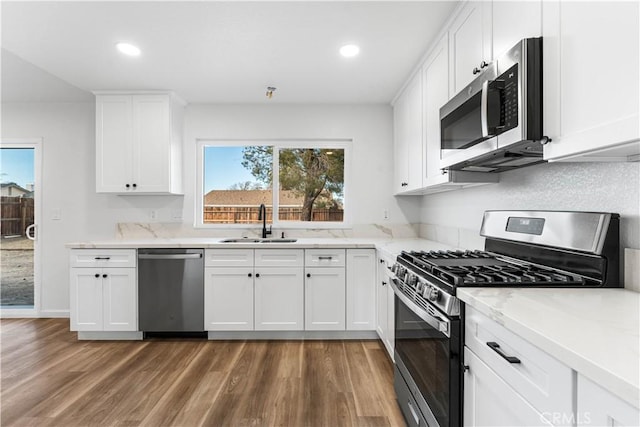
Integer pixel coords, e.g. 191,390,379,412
408,275,418,287
416,280,424,293
427,287,440,302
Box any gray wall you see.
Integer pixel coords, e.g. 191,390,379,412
420,161,640,250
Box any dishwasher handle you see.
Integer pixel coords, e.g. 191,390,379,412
138,253,203,260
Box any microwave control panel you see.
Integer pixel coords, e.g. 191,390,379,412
499,64,519,132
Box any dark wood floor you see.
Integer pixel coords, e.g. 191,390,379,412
1,319,406,426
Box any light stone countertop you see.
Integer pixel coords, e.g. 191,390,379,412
458,287,640,409
65,237,454,254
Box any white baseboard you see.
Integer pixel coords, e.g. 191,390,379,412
0,309,69,319
207,330,378,340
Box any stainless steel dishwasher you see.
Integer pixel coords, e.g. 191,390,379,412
138,248,204,334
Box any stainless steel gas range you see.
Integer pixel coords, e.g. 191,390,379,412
389,211,621,427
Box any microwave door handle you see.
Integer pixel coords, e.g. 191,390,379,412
481,80,489,138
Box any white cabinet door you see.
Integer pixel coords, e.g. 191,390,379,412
102,268,137,332
449,1,491,94
375,258,388,341
375,254,394,360
70,267,137,332
346,249,376,330
394,72,423,194
577,374,640,427
132,95,171,193
204,267,254,331
96,95,133,193
543,1,639,161
254,267,304,331
491,1,541,60
70,268,104,331
464,348,552,427
304,267,345,331
95,92,183,194
423,34,450,183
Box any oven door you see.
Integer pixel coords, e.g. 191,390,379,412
392,285,461,427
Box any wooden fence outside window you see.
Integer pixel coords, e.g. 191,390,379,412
203,206,343,224
1,197,34,237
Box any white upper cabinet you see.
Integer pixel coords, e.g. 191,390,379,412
491,1,542,60
449,1,492,94
95,92,184,194
423,34,451,185
393,72,423,194
449,1,542,95
542,1,640,162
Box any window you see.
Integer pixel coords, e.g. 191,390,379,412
197,140,349,228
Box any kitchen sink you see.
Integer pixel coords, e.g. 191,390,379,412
219,238,298,243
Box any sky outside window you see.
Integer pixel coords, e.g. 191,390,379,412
204,146,269,192
0,148,34,188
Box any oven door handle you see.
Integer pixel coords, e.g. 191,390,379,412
390,278,450,337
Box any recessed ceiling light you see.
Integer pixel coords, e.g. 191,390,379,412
339,44,360,58
116,42,141,57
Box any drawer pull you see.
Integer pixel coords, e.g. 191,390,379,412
94,257,111,260
487,341,521,364
318,256,333,260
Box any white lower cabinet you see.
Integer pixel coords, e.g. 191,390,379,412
577,374,640,427
376,252,395,359
304,267,345,330
464,348,551,427
346,249,376,330
464,306,573,426
69,249,137,332
204,267,253,331
255,267,304,331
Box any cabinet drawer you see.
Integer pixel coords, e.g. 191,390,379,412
205,249,254,267
70,249,136,268
465,306,573,418
255,249,303,268
305,249,346,267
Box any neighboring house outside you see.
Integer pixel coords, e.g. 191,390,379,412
0,182,32,197
203,189,343,223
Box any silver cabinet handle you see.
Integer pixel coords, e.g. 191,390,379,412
138,254,202,260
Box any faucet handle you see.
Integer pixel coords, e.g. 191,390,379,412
266,225,273,236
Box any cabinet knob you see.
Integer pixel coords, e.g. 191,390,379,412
132,183,137,188
379,259,385,264
401,182,408,187
125,184,130,188
248,273,252,277
94,274,100,278
306,273,311,278
472,67,481,75
382,281,387,286
102,274,107,278
480,60,489,69
255,273,260,278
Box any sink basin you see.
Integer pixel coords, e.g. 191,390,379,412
219,238,297,243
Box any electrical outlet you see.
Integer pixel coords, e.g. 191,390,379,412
149,210,158,220
51,208,62,221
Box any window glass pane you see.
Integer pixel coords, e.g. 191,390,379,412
203,146,273,224
278,148,344,222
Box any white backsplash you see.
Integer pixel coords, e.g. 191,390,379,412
115,222,419,240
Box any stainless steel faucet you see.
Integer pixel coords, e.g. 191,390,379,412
257,204,272,238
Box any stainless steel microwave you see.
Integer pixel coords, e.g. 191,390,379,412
440,38,546,173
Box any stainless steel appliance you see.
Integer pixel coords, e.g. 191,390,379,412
138,248,204,334
440,38,546,173
389,211,621,427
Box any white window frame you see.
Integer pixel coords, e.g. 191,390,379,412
195,138,352,229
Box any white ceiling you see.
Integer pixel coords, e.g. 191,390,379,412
1,1,458,104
